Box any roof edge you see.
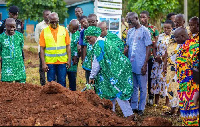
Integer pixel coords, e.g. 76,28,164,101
66,0,93,8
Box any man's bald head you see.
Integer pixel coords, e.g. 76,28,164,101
69,19,79,26
175,14,185,28
127,12,140,28
5,18,16,25
5,18,16,35
48,12,59,29
174,27,189,44
48,12,59,20
69,19,79,33
98,22,108,37
98,22,107,29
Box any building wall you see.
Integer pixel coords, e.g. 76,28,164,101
0,4,8,20
66,1,94,24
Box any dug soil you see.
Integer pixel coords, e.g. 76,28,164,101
0,81,136,126
0,81,172,126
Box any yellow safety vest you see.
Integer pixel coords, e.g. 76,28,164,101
44,26,68,63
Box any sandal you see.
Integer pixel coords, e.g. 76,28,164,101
162,106,169,109
164,111,173,115
153,104,158,107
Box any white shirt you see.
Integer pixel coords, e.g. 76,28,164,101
34,20,49,52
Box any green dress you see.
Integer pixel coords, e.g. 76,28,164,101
0,31,26,83
93,38,133,100
105,31,124,53
67,31,80,72
82,42,93,71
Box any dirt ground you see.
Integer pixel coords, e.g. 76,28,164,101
0,45,180,126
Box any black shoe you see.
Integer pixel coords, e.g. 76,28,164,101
138,110,144,116
132,109,138,114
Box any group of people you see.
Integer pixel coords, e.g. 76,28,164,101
0,5,199,126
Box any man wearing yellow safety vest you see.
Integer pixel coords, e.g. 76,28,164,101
39,12,71,87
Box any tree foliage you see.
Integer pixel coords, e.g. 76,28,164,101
128,0,179,22
174,0,199,20
6,0,68,23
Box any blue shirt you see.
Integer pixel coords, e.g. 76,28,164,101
79,29,87,46
126,26,152,74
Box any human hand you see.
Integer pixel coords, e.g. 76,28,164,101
72,56,78,65
155,56,162,64
42,63,49,72
141,64,147,75
89,79,95,84
66,61,71,69
163,64,167,73
124,46,128,55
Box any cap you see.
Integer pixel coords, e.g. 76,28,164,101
9,6,19,14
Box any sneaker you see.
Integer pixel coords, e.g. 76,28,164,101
138,110,144,116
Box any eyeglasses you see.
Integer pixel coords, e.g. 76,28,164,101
50,21,59,24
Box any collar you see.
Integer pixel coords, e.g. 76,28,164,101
49,25,59,31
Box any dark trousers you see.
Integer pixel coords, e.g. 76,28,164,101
148,58,154,100
39,53,46,86
67,71,76,91
85,70,91,84
47,64,67,87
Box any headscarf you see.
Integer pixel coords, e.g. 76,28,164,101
84,26,101,37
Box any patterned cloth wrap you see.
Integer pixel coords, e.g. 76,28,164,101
176,39,199,126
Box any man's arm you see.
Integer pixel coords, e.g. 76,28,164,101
66,44,71,69
82,45,87,62
40,46,48,72
21,21,24,34
39,30,48,72
141,28,152,75
89,55,100,84
141,45,151,75
34,24,40,44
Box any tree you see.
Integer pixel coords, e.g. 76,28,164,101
6,0,68,23
125,0,179,31
174,0,199,20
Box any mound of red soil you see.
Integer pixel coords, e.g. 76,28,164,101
0,81,136,126
141,117,172,126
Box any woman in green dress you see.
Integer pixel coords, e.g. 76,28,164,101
86,26,134,118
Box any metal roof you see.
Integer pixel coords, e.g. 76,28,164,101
65,0,88,5
65,0,93,7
